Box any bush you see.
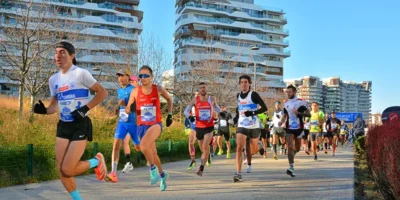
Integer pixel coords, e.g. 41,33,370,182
354,136,365,154
366,122,400,200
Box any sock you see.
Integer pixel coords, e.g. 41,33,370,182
289,164,294,170
111,162,118,173
69,189,82,200
125,154,131,164
159,171,165,178
88,158,99,169
325,143,328,150
200,165,204,171
150,164,156,170
273,144,277,154
248,163,251,166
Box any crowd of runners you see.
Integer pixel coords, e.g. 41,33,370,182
33,42,352,199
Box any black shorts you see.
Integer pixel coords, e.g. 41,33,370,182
237,128,260,139
285,129,303,138
57,117,93,142
260,129,270,139
302,129,310,140
217,129,230,141
195,127,214,141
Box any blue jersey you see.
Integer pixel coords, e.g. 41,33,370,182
117,84,136,124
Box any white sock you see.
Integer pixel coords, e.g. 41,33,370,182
112,162,118,173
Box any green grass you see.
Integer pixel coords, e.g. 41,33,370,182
354,150,383,200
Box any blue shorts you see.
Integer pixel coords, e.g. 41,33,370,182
115,122,140,145
137,122,163,140
190,122,196,130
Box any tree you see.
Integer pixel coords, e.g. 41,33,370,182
0,0,79,119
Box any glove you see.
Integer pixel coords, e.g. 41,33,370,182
188,116,195,122
130,102,136,113
244,111,255,117
70,105,90,122
233,117,238,125
166,114,173,127
219,112,226,118
33,100,47,114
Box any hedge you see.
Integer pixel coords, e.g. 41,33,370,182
366,122,400,200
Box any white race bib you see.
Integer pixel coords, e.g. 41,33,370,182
311,120,318,127
220,120,227,127
119,108,128,122
289,118,300,129
331,123,338,129
199,109,211,121
141,106,156,122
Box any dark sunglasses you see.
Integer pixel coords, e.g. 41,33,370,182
138,74,150,79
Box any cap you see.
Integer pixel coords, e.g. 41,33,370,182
56,41,77,65
130,75,138,81
116,68,131,76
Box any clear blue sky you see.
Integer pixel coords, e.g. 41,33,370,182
139,0,400,113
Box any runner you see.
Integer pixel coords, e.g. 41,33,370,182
186,99,197,170
326,112,341,156
308,102,325,160
320,113,329,152
232,75,267,182
105,70,140,183
121,75,140,173
258,111,270,158
184,82,221,177
271,101,286,160
339,120,350,145
33,42,108,199
302,116,311,155
280,85,310,177
216,105,232,159
125,65,173,191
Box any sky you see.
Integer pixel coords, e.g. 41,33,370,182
139,0,400,113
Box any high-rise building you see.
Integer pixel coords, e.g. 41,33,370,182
0,0,143,95
285,76,372,121
174,0,290,98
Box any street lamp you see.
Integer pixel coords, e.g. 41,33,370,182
92,65,102,81
250,45,259,91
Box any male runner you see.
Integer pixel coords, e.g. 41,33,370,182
302,116,311,155
186,103,197,170
216,105,232,159
258,111,269,158
271,101,286,160
121,75,139,172
319,113,329,152
33,42,107,200
326,111,341,156
105,70,140,182
126,65,173,191
232,75,267,182
308,102,325,160
184,82,221,177
280,85,310,177
339,120,350,145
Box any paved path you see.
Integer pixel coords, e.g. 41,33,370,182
1,145,354,200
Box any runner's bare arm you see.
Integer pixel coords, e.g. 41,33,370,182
46,96,59,114
158,86,173,114
184,98,196,118
212,96,221,113
126,88,138,114
86,82,108,109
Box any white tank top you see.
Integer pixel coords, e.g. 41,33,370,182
237,91,260,129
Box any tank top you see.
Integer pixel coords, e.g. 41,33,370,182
238,91,260,129
195,95,214,128
136,84,162,126
309,111,325,133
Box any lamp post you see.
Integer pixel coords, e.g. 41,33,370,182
250,45,259,91
92,65,102,81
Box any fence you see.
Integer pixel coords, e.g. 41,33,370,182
0,139,236,188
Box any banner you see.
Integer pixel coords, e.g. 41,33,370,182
335,112,363,123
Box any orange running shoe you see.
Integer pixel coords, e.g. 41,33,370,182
94,153,107,181
105,172,119,183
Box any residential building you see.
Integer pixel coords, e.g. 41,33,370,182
0,0,143,95
284,76,325,110
370,113,382,126
174,0,290,98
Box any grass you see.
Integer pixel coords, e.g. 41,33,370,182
354,150,383,200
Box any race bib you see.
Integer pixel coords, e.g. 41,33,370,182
199,109,211,121
119,108,128,122
331,123,338,129
220,120,227,127
311,120,318,126
141,106,156,122
289,118,300,129
304,122,310,129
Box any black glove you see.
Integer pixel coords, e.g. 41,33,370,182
166,114,173,127
130,102,136,113
33,100,47,114
188,116,195,122
219,112,226,118
70,105,90,122
233,116,238,125
244,111,255,117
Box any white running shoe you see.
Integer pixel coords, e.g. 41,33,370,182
243,159,247,165
122,162,134,173
247,165,252,173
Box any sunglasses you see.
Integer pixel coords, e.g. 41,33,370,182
138,74,150,79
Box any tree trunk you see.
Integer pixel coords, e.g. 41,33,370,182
29,94,35,122
18,81,24,120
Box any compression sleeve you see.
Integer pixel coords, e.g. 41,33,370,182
184,105,192,118
251,92,267,114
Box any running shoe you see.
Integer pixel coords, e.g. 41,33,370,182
243,158,247,165
273,155,278,160
196,167,203,177
325,150,328,154
314,155,318,161
150,166,160,185
305,150,310,155
233,173,243,182
226,152,231,159
122,162,134,173
286,168,296,177
105,172,118,183
207,156,212,167
333,152,335,156
94,153,107,181
217,149,224,156
187,160,196,170
211,152,215,158
160,172,169,191
246,165,252,173
317,146,320,152
263,151,268,158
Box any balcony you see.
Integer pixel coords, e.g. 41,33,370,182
114,8,143,23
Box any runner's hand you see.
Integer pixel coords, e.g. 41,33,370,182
129,102,136,113
188,116,195,122
166,114,173,127
33,100,47,114
70,105,89,122
244,111,254,117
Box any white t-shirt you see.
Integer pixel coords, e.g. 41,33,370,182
284,97,308,130
273,109,284,127
49,65,96,122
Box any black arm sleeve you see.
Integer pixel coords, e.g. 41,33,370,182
297,106,310,118
251,92,267,115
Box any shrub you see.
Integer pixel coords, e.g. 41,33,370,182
366,122,400,200
354,136,365,154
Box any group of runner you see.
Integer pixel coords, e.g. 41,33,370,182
33,42,348,199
